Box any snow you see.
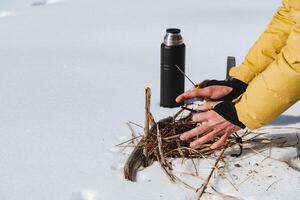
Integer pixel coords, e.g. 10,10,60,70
0,0,300,199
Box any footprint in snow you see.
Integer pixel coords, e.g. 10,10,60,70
109,161,124,171
70,190,98,200
0,10,15,19
31,0,64,6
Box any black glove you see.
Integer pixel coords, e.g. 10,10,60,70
212,101,246,129
200,78,248,101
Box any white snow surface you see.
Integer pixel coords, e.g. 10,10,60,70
1,0,300,199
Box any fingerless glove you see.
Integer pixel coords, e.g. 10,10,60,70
212,101,246,129
201,78,248,101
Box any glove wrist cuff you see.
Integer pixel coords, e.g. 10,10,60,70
230,78,248,92
213,101,246,129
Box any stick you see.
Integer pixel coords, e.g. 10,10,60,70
143,87,151,166
191,157,198,176
173,108,185,119
154,153,176,182
163,133,181,140
211,186,241,200
196,147,227,200
156,123,167,167
126,122,137,144
115,135,142,147
128,121,144,129
266,178,283,191
124,138,147,181
155,153,197,191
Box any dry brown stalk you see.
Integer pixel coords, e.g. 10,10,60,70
115,135,142,147
126,122,136,139
163,133,181,140
143,87,151,166
154,153,176,182
123,88,291,197
128,121,144,129
156,122,167,167
211,186,241,200
191,158,198,176
172,174,197,191
196,147,227,200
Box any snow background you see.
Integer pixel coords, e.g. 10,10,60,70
1,0,300,199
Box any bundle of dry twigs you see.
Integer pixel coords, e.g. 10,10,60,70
120,88,299,199
122,88,241,181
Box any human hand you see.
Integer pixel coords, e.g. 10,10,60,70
175,78,247,103
180,101,245,149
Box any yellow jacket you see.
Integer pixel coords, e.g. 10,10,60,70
229,0,300,129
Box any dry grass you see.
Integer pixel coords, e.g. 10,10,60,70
120,88,300,199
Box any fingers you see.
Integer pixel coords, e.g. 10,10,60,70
190,129,218,148
179,105,241,149
176,85,232,103
189,126,226,148
198,101,221,111
180,112,215,141
210,133,229,149
180,125,210,140
205,85,232,100
192,110,221,123
192,112,210,123
175,87,212,103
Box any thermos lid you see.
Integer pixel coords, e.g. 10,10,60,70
166,28,181,34
163,28,183,46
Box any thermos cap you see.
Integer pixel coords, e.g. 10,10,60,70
166,28,181,34
163,28,183,46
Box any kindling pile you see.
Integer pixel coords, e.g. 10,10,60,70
119,88,291,199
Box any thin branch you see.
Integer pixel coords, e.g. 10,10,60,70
190,157,198,176
163,133,181,140
173,108,185,119
266,178,283,191
143,87,151,165
211,186,241,200
156,122,167,167
128,121,144,129
115,135,142,147
196,147,227,200
126,122,137,144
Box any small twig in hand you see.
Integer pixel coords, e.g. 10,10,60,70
181,106,199,113
173,108,185,119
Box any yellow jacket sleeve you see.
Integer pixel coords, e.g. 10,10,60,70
229,0,294,84
235,22,300,129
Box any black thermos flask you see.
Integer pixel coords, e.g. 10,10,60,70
160,28,185,108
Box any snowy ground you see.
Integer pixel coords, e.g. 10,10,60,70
1,0,300,199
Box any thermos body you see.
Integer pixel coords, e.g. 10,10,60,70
160,28,185,108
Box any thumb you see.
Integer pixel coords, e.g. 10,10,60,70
176,87,212,102
176,87,213,103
